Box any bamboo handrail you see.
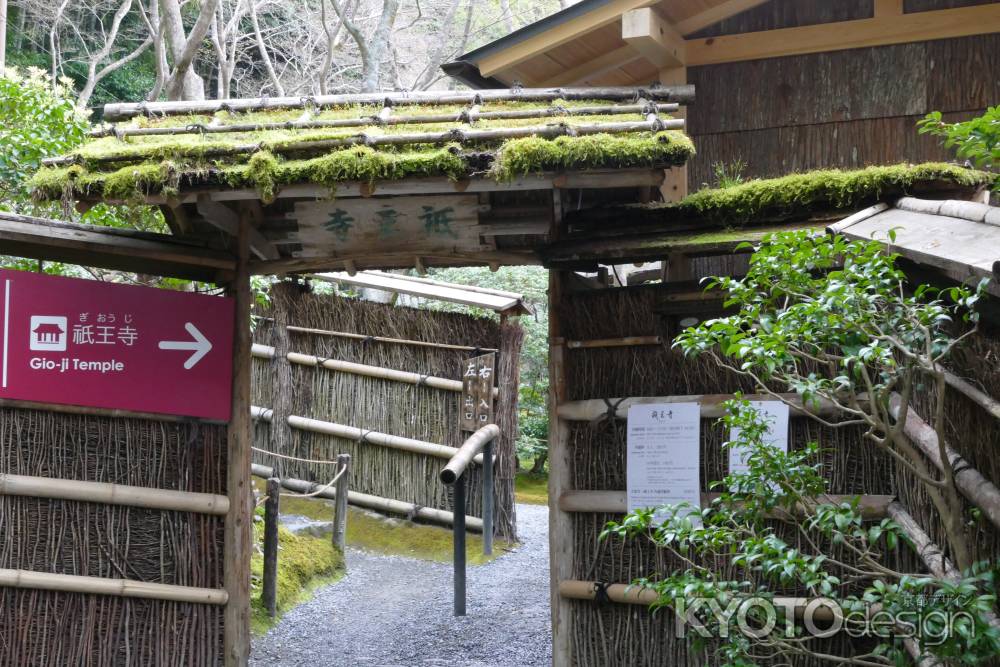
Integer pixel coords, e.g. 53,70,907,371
440,425,501,485
943,369,1000,422
251,406,487,464
90,102,681,138
556,392,841,421
101,85,696,121
0,473,229,516
250,463,483,531
565,336,663,349
0,568,228,605
45,117,686,167
557,490,892,519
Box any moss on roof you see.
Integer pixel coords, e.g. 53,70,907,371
670,162,995,224
30,99,695,202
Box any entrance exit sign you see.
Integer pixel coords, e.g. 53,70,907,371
0,269,235,421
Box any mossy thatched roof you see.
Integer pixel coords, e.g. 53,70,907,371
31,97,694,203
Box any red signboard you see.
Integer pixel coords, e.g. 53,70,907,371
0,269,235,421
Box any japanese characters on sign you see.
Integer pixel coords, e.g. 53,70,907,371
627,403,701,526
460,352,495,432
0,269,235,420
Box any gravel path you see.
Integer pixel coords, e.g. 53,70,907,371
251,503,552,667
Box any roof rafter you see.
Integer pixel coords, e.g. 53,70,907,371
622,7,686,68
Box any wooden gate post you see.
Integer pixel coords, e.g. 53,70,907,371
262,477,280,618
224,217,253,666
269,282,297,477
333,453,350,552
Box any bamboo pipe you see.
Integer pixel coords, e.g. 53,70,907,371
558,580,834,621
440,425,500,485
566,336,663,349
101,85,696,121
943,369,1000,422
91,102,681,138
888,394,1000,531
250,463,482,531
253,343,465,393
0,473,229,516
0,568,228,605
556,392,841,421
44,117,686,167
558,490,893,519
251,406,486,464
281,324,498,353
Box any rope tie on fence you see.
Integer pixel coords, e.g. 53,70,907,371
406,504,424,522
361,335,375,345
593,581,612,605
589,398,626,429
252,445,342,466
279,463,348,498
416,374,430,387
357,429,374,445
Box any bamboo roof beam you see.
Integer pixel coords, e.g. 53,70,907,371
90,102,680,139
44,117,686,168
101,85,695,121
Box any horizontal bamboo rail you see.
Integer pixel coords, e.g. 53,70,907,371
101,85,696,120
440,425,501,485
0,397,226,425
888,394,1000,531
0,568,228,605
45,117,686,167
558,580,833,621
282,323,498,353
91,102,681,138
0,473,229,516
566,336,663,349
253,343,483,394
251,406,486,464
557,392,841,421
250,463,482,531
943,369,1000,422
558,490,892,519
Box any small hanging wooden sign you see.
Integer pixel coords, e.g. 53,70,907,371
460,352,496,432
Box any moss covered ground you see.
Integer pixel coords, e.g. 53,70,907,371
515,472,549,506
31,99,695,201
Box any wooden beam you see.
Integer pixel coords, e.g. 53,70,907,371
0,212,234,282
478,0,657,77
559,490,893,519
195,195,279,261
874,0,904,17
673,0,770,35
622,7,686,68
686,4,1000,66
542,45,642,86
223,219,252,666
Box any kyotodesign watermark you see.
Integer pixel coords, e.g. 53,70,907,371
674,596,975,646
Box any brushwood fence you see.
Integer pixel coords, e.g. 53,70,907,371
251,283,522,541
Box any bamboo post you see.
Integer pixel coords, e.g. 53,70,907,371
482,439,494,556
333,454,350,552
453,474,467,617
223,213,253,666
262,478,280,618
440,425,500,484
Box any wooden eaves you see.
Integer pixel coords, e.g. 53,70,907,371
0,211,235,282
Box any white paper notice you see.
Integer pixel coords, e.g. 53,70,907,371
728,401,790,477
626,403,701,525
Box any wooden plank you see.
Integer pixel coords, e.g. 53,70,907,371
557,392,842,421
195,196,279,261
223,218,252,667
566,335,663,349
558,490,893,518
542,45,642,86
461,353,496,432
686,4,1000,66
292,195,488,259
310,271,525,312
622,7,686,67
477,0,658,77
248,250,542,277
874,0,904,16
0,213,234,282
673,0,771,35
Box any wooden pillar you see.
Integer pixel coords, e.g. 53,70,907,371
224,216,253,666
262,477,280,618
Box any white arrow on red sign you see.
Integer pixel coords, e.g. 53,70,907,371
158,322,213,369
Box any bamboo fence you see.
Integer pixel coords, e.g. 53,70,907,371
251,286,521,541
0,407,227,665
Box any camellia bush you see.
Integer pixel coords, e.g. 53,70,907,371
918,107,999,172
603,231,999,665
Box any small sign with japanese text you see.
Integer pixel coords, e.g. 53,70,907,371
460,352,495,432
0,269,234,420
627,403,701,526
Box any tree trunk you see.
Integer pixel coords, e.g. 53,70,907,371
0,0,7,77
499,0,514,33
249,0,284,95
161,0,220,101
530,452,548,475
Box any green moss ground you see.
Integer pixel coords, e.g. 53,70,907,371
515,472,549,506
30,99,695,201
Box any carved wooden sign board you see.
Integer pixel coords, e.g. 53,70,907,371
291,194,489,258
461,352,495,432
